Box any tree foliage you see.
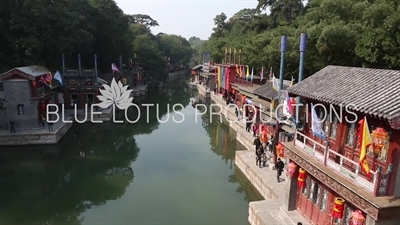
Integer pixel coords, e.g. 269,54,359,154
0,0,193,80
198,0,400,80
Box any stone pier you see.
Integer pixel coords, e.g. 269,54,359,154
0,118,73,146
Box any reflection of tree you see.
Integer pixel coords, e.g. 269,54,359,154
0,123,138,225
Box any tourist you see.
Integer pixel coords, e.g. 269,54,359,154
268,136,273,152
262,152,267,167
47,115,53,131
275,158,285,183
253,135,261,154
245,117,252,132
252,123,258,137
256,145,263,168
9,117,16,133
235,108,239,118
41,115,45,128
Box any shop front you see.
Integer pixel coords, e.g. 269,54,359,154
294,166,365,225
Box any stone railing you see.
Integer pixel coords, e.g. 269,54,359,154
293,131,385,196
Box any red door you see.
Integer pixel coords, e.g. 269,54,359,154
296,176,331,225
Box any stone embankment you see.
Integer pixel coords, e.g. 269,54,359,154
0,118,73,146
195,83,309,225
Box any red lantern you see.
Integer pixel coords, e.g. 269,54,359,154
276,142,284,157
288,162,297,178
351,210,365,225
332,197,345,219
297,168,307,188
32,80,37,88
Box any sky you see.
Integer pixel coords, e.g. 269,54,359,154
116,0,258,40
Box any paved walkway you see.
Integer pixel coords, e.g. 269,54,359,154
205,88,309,225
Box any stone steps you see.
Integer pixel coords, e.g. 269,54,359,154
278,206,310,225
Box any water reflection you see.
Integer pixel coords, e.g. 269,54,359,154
0,122,137,225
200,107,262,202
0,80,263,225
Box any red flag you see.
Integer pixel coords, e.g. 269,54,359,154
45,72,52,83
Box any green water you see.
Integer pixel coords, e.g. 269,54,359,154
0,81,262,225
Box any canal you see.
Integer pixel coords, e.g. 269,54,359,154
0,80,262,225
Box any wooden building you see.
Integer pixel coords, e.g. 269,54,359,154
63,69,107,109
284,66,400,225
191,64,202,82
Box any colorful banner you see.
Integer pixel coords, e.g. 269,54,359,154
226,68,230,91
222,67,226,89
219,67,222,89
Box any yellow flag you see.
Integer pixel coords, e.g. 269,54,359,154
359,117,372,177
234,49,237,53
225,48,227,54
229,48,232,53
246,65,250,77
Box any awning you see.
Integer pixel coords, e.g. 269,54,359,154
192,64,203,70
252,98,270,109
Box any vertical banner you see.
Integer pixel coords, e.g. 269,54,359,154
226,68,230,92
218,66,222,89
222,67,226,89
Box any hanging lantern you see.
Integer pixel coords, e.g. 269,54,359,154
31,80,37,88
276,142,284,157
332,197,345,219
297,168,307,188
370,127,389,157
351,210,365,225
288,162,297,178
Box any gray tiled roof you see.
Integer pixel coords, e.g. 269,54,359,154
254,79,292,100
1,66,49,78
287,65,400,120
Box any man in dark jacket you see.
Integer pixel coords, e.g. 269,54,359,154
253,136,261,154
275,158,284,182
256,145,264,168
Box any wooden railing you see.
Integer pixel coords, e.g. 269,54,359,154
233,78,253,87
293,131,383,196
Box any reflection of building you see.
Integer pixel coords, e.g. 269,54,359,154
0,66,60,129
203,115,236,160
284,66,400,225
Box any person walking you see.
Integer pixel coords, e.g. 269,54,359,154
9,117,16,133
256,145,264,168
252,123,259,137
41,115,46,128
275,158,285,182
246,117,252,132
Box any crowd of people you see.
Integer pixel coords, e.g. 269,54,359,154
221,93,286,183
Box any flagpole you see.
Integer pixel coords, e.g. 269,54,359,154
78,54,82,109
274,36,287,164
94,54,98,87
62,54,65,76
119,54,123,77
296,33,307,125
233,49,236,64
78,54,81,76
